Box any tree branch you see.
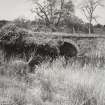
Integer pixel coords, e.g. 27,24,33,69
35,2,50,25
56,0,64,26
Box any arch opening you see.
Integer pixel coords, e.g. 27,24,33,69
59,41,78,59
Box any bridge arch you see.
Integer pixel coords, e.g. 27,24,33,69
59,39,79,58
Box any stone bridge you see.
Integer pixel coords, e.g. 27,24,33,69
35,32,105,57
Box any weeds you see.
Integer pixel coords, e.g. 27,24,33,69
0,56,105,105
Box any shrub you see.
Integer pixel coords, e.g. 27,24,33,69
0,24,37,61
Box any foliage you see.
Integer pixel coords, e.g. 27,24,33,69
64,15,85,33
0,24,36,61
31,0,74,27
0,24,80,62
80,0,104,34
0,23,29,41
14,17,32,29
0,20,9,28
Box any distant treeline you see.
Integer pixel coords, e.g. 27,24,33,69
0,19,105,34
0,20,10,28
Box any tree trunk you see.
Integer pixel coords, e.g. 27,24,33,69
89,19,92,34
73,26,75,33
89,24,91,34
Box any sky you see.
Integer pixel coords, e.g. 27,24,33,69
0,0,34,20
0,0,105,25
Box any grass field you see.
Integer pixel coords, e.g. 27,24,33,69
0,57,105,105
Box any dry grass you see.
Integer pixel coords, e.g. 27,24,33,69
26,58,105,105
0,76,27,105
1,57,105,105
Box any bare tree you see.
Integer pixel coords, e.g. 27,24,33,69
31,0,74,27
80,0,104,34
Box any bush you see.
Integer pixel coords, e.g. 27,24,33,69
0,24,37,61
0,23,29,42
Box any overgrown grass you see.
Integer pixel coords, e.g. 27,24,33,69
33,59,105,105
1,57,105,105
0,76,27,104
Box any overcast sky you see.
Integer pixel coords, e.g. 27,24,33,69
0,0,105,25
